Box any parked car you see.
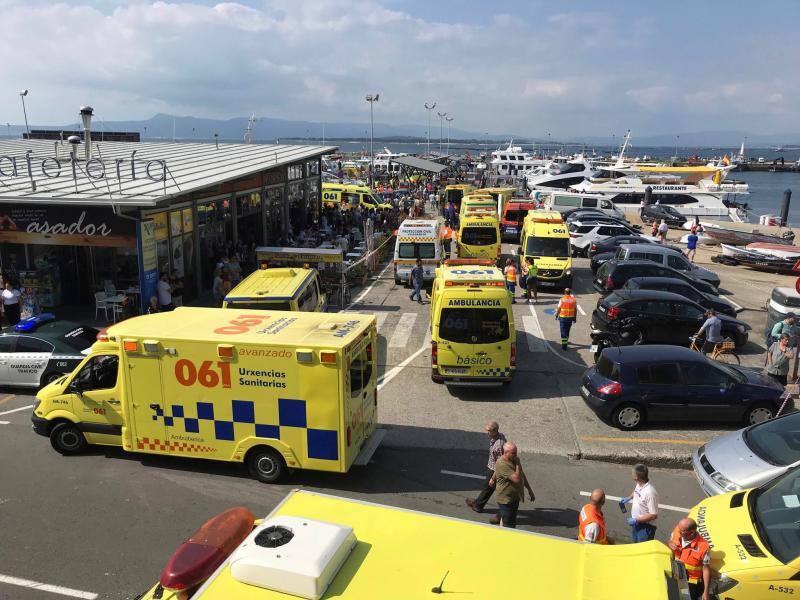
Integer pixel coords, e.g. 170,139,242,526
590,289,748,347
693,411,800,496
641,204,687,227
587,234,658,258
594,260,719,295
565,209,631,225
623,277,737,317
590,250,616,274
580,345,783,430
569,222,639,257
613,243,721,288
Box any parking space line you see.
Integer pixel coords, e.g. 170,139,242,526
0,394,16,406
377,342,428,390
0,405,34,417
0,574,98,599
389,313,417,348
345,261,393,310
719,294,743,312
521,315,547,352
441,469,486,480
579,435,703,446
579,491,689,513
577,304,586,316
529,305,585,368
0,421,9,425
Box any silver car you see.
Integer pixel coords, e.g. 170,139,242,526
693,411,800,496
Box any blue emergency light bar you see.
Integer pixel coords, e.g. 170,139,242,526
15,313,56,332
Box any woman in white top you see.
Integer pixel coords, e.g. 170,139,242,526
2,281,21,326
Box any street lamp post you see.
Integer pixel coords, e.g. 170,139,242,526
437,111,447,155
19,90,29,136
546,131,551,157
484,132,488,155
675,135,680,161
366,94,379,182
424,101,436,156
445,116,453,155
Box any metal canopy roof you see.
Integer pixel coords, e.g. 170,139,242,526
389,155,448,174
0,139,337,207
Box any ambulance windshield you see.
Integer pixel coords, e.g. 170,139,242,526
439,308,509,344
752,466,800,564
225,300,292,311
461,227,497,246
525,237,570,257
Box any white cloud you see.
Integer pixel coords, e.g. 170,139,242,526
523,80,569,99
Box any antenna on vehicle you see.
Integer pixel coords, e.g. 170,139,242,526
431,570,449,594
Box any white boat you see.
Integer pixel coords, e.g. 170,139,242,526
524,154,597,189
373,147,408,175
490,141,547,177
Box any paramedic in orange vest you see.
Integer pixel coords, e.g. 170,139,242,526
667,518,711,600
578,489,610,544
504,259,518,304
556,288,577,350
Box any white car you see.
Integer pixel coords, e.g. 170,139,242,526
693,411,800,496
569,221,640,257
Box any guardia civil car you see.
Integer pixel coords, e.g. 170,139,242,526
0,314,98,388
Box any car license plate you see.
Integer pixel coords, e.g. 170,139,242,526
581,385,590,397
506,227,516,232
598,305,606,313
443,367,468,375
590,345,598,353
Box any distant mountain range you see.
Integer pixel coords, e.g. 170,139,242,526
2,114,798,148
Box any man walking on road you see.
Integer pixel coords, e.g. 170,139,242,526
578,489,610,544
408,258,424,304
620,463,659,542
556,288,577,350
466,421,506,516
490,441,535,528
667,518,711,600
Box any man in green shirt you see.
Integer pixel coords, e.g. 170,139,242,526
489,441,535,528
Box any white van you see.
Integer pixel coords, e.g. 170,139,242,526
393,219,442,284
542,191,624,219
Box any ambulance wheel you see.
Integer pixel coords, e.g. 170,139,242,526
247,447,287,483
50,422,87,455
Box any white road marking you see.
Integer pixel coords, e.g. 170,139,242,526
0,574,98,599
0,421,9,425
528,305,586,368
579,491,689,513
377,342,429,390
374,312,389,331
719,294,743,312
577,304,586,316
522,315,548,352
441,469,486,481
345,261,393,311
0,404,34,417
388,313,417,348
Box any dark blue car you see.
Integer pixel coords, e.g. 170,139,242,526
580,345,785,430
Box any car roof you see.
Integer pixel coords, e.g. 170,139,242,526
626,277,692,288
618,243,681,254
612,289,696,303
603,234,647,243
572,220,628,227
0,320,90,338
604,344,700,362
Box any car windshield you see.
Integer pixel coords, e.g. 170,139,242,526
751,466,800,563
602,292,626,307
59,327,100,352
461,227,497,246
745,413,800,467
438,308,509,344
525,237,570,257
225,300,292,311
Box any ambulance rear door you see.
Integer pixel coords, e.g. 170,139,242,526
126,352,167,452
343,328,377,470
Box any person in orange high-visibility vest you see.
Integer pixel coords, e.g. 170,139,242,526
578,489,610,544
667,518,711,600
503,259,518,304
556,288,577,350
440,223,455,258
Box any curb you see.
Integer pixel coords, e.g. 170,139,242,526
573,450,692,470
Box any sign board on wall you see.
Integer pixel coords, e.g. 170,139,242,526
0,203,136,247
137,220,158,313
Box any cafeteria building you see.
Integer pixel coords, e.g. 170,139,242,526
0,137,335,314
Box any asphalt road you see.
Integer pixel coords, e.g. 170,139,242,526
0,234,786,599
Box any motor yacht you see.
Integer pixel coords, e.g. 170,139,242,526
490,141,547,177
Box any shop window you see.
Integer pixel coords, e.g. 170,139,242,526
306,160,319,177
288,165,304,180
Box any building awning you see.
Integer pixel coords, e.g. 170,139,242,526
0,139,337,207
389,155,448,174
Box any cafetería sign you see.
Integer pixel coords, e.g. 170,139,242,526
0,149,167,191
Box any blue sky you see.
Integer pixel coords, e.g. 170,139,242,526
0,0,796,138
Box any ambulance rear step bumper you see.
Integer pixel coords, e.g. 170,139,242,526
352,428,386,466
446,380,504,387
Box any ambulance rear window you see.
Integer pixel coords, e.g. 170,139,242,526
225,300,291,311
460,227,497,246
439,308,509,343
398,243,436,259
504,210,523,222
350,346,373,395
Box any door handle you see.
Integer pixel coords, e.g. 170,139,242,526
149,403,160,410
107,399,120,405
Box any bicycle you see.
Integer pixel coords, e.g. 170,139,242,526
689,335,740,365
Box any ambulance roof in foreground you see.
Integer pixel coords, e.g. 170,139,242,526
107,307,373,347
225,268,316,302
439,263,506,284
193,490,679,600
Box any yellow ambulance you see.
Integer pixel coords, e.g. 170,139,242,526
321,183,392,211
31,307,382,483
456,214,501,263
460,193,497,218
429,259,515,385
682,466,800,598
223,267,326,312
442,183,474,211
479,186,516,216
519,210,573,289
137,490,690,600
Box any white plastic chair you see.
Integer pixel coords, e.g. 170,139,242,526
94,291,109,320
